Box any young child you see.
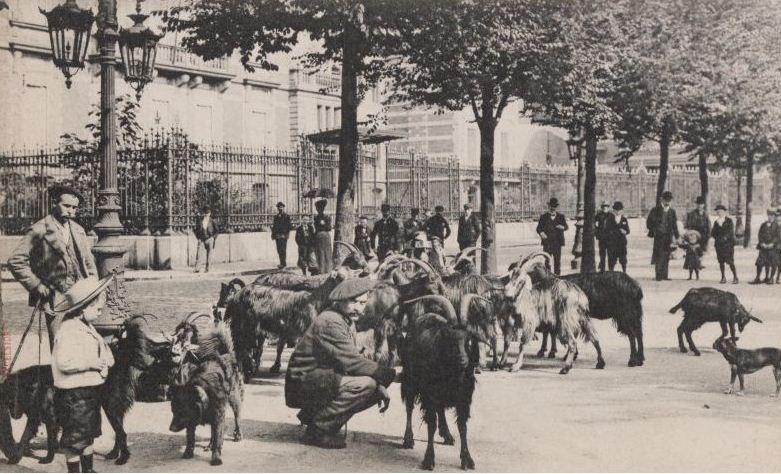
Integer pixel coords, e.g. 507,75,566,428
354,215,373,260
681,229,703,280
295,215,317,275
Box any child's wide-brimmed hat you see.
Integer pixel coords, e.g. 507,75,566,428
683,229,701,244
53,275,114,314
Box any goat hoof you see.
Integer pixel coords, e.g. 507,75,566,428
183,449,194,459
461,455,476,470
547,352,557,359
596,360,605,370
693,351,701,357
211,458,223,466
679,347,687,354
6,450,22,465
724,388,733,394
628,359,637,367
559,367,571,375
735,391,744,397
115,450,130,465
234,432,242,442
270,364,281,374
421,457,435,471
535,349,546,358
104,447,120,460
402,437,415,449
441,434,455,446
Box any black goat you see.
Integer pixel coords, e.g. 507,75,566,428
0,365,57,465
559,272,645,366
669,287,762,356
169,352,243,466
400,294,491,471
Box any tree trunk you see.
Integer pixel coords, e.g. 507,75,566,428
735,171,744,239
655,127,671,205
333,28,360,265
580,128,598,273
743,154,754,248
698,154,709,208
478,119,497,274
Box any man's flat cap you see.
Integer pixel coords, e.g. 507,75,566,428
329,278,377,301
661,191,673,201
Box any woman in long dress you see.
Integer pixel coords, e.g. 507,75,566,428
313,199,333,274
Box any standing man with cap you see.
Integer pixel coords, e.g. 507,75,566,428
425,205,452,271
285,278,396,449
8,184,97,343
685,196,711,256
272,202,292,269
711,204,738,284
536,197,568,275
457,203,481,251
371,204,400,262
595,201,611,272
313,199,333,274
194,205,218,273
646,191,680,281
50,275,115,472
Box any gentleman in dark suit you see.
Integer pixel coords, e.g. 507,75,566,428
370,204,400,262
685,196,711,254
595,201,611,272
646,191,680,281
457,203,481,251
194,205,218,273
8,184,98,342
272,202,292,269
536,197,568,275
425,205,452,271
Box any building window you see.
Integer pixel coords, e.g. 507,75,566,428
325,106,333,130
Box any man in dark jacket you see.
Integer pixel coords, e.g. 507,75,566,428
271,202,292,269
457,203,481,251
595,201,611,272
295,215,317,275
194,205,219,273
603,201,630,272
371,204,400,262
285,279,396,449
353,216,373,260
536,197,568,275
646,191,680,281
425,205,452,271
685,196,711,255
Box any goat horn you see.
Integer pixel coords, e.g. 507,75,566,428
407,258,438,277
335,240,361,255
518,251,552,272
374,254,409,274
403,294,458,326
749,315,763,323
459,293,491,326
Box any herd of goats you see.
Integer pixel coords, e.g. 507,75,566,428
0,241,767,470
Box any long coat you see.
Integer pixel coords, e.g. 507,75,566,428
284,310,394,410
756,221,779,267
536,212,568,251
371,217,400,256
271,213,292,240
595,210,609,241
457,213,481,247
646,206,679,264
194,216,218,241
685,209,711,248
8,215,98,307
295,224,317,269
711,217,736,264
353,224,373,258
313,213,332,274
603,214,630,255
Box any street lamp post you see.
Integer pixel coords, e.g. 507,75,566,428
567,131,585,270
41,0,161,322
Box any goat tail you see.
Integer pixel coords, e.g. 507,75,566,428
669,301,682,314
578,312,599,344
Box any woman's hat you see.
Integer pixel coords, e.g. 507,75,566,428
548,197,559,207
52,275,114,314
613,201,624,211
715,204,727,211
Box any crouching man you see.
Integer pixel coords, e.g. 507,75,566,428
285,278,396,449
51,275,115,473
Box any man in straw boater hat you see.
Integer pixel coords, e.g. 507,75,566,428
8,184,98,345
285,278,396,449
50,275,115,472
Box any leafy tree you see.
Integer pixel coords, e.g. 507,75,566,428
159,0,401,262
525,0,628,273
384,0,566,273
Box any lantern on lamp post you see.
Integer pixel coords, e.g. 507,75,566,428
39,0,95,89
567,130,585,268
119,1,162,100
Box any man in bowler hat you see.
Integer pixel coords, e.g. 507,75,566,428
536,197,568,275
646,191,679,281
272,202,292,269
595,201,611,271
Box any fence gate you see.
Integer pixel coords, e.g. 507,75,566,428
386,152,461,218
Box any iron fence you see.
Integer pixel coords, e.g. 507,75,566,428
0,135,772,235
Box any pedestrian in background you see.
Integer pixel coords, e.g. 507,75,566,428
272,202,292,269
775,208,781,284
752,208,778,284
685,196,711,256
536,197,568,275
711,204,738,284
194,205,218,273
595,201,611,272
51,275,115,473
457,203,481,251
403,208,424,257
354,215,373,260
8,184,97,343
646,191,679,281
371,204,400,262
604,201,629,272
295,215,318,275
313,199,333,274
425,205,452,272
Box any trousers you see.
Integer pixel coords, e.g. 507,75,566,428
311,376,378,434
598,239,607,271
276,238,288,267
195,237,215,271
